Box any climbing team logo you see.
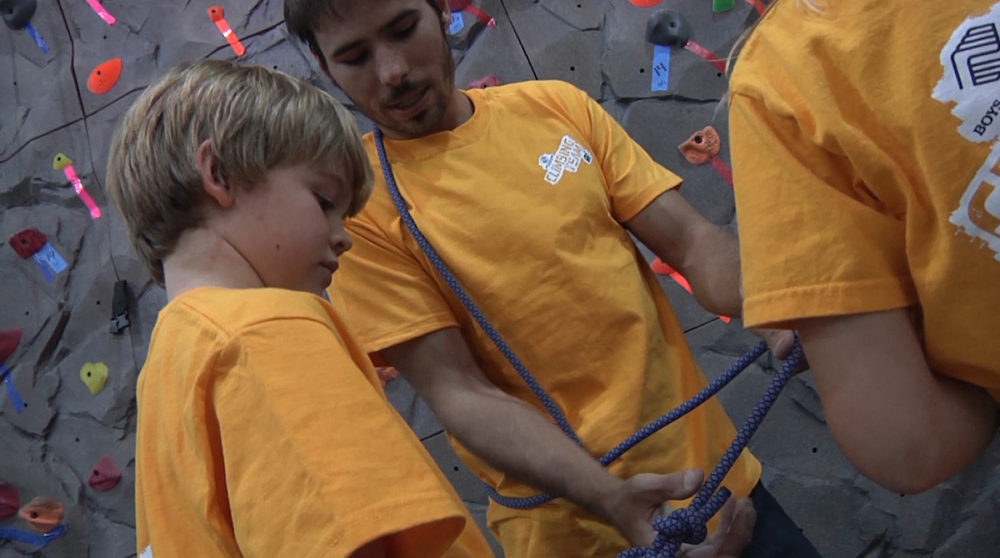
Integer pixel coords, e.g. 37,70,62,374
950,145,1000,261
538,135,594,185
933,2,1000,143
934,2,1000,260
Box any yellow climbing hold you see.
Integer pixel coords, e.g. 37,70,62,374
79,362,108,395
52,153,73,171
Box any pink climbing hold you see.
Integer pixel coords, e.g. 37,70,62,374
0,480,19,520
448,0,496,27
8,229,47,259
468,74,502,89
88,456,122,492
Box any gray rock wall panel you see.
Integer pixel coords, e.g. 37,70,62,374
2,1,998,557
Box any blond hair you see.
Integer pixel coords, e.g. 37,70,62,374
106,59,373,285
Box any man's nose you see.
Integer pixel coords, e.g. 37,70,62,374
374,43,409,88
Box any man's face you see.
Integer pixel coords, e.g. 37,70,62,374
314,0,458,139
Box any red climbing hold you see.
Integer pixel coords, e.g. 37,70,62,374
88,456,122,492
18,497,64,533
0,480,19,520
8,229,47,259
629,0,664,6
0,328,22,364
448,0,495,27
87,58,122,95
468,74,502,89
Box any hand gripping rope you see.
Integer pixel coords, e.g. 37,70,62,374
374,130,800,557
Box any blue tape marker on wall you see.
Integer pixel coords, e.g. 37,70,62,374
32,243,67,282
651,45,670,91
1,363,27,412
449,11,465,34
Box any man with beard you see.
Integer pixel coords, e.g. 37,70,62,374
284,1,817,556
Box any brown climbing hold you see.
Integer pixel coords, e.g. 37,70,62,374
18,497,64,533
0,480,19,519
678,126,721,166
88,456,122,492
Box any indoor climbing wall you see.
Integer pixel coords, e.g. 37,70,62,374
1,1,998,556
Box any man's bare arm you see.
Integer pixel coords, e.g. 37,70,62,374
382,327,727,548
626,190,742,318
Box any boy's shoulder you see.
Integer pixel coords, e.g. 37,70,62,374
162,287,336,336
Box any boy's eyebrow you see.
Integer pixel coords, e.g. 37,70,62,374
329,9,421,59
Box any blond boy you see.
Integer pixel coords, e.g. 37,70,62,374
107,59,493,558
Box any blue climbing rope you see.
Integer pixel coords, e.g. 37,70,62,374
374,129,799,557
373,129,583,447
619,344,803,558
0,525,68,548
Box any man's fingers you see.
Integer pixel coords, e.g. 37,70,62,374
679,497,756,558
630,469,705,504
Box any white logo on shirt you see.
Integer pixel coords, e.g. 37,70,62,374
538,135,593,185
950,143,1000,260
933,2,1000,142
140,545,154,558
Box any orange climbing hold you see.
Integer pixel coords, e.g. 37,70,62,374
87,58,122,95
679,126,721,165
0,480,19,520
18,497,64,533
89,456,122,492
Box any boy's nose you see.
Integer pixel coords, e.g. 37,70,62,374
330,226,353,256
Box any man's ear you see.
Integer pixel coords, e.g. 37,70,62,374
196,140,235,208
434,0,450,24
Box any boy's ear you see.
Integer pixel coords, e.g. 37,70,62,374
196,140,236,208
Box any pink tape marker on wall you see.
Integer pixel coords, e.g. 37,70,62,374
53,153,101,220
84,0,116,25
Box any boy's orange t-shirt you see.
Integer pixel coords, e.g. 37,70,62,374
731,0,1000,399
134,287,493,557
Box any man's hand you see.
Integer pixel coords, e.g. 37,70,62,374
604,469,705,547
680,496,756,558
605,469,756,558
752,327,796,360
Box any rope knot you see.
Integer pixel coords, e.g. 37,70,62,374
655,507,709,546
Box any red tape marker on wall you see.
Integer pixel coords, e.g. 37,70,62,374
208,6,246,56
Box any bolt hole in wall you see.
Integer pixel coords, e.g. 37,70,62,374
639,67,645,73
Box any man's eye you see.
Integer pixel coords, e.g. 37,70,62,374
392,21,417,39
337,51,368,66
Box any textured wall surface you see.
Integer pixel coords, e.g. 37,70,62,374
1,1,998,557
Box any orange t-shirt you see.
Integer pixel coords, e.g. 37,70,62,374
134,287,492,557
333,80,760,555
731,0,1000,398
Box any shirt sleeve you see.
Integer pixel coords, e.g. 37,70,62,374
335,212,459,355
574,85,684,222
730,90,917,329
212,316,467,558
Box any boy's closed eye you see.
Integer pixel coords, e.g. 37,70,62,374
315,193,337,213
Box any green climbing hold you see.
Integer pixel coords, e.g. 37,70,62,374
713,0,736,12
